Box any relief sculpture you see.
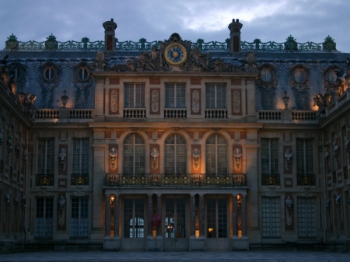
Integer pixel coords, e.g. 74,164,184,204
110,90,119,113
192,90,200,113
151,90,159,113
232,90,241,114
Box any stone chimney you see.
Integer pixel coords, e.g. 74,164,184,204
228,19,243,53
103,18,117,53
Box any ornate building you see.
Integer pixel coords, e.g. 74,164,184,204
0,18,349,251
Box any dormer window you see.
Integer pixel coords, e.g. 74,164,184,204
260,67,273,83
44,66,55,81
293,68,306,84
78,67,89,82
327,69,337,84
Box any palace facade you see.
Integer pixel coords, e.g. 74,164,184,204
0,19,349,251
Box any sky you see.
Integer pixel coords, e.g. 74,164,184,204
1,0,350,53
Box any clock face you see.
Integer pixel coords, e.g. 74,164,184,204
164,44,187,66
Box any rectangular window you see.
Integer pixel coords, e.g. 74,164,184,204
207,199,227,238
262,197,280,238
206,84,226,109
165,199,186,238
37,139,54,174
123,199,144,238
35,198,53,238
124,83,145,108
165,83,186,108
296,139,313,175
72,138,89,175
297,197,316,238
261,138,278,175
70,197,88,238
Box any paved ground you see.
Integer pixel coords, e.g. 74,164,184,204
0,250,350,262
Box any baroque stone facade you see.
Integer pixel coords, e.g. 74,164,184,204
0,18,349,252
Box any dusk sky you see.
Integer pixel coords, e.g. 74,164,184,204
1,0,349,52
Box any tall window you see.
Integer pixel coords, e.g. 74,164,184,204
35,198,53,238
72,138,89,175
261,138,278,175
123,199,144,238
123,134,145,174
165,83,186,108
164,134,186,174
206,134,227,174
37,139,54,175
207,199,227,238
206,84,226,109
297,197,316,238
124,83,145,108
165,199,186,238
296,139,313,175
71,197,88,238
262,197,280,238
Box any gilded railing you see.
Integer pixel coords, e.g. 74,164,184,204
297,174,316,186
261,174,280,186
36,173,54,186
105,173,246,187
71,173,89,186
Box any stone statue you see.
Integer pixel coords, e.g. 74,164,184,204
335,192,341,206
193,148,200,170
344,136,350,152
324,147,330,169
58,195,66,211
5,192,11,206
109,147,118,171
233,148,242,170
151,148,159,170
285,196,293,210
15,142,20,159
59,148,67,171
188,45,209,71
333,141,339,159
284,148,293,171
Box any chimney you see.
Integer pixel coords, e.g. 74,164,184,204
103,18,117,53
228,19,243,53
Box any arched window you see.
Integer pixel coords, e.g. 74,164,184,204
293,68,306,84
260,67,273,83
78,66,89,81
123,134,145,174
206,134,227,174
327,69,337,84
44,66,55,81
164,134,186,174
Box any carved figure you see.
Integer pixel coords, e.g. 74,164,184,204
92,51,106,72
5,192,11,206
151,148,159,170
333,141,339,159
232,90,241,113
313,94,332,111
193,148,200,170
110,90,119,113
335,192,341,206
109,147,118,171
284,148,293,171
244,52,258,73
7,135,12,157
192,90,200,113
59,148,67,171
325,197,330,210
151,90,159,113
233,147,242,170
188,45,209,71
285,196,293,225
285,196,293,210
58,195,66,211
324,147,330,169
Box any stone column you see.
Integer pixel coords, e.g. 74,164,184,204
148,194,153,237
114,194,119,238
241,193,247,237
157,194,162,237
199,194,205,237
190,194,196,237
233,194,238,237
105,193,110,238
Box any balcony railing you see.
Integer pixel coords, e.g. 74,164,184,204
261,174,280,186
164,108,187,119
292,111,317,120
205,109,227,119
36,173,54,186
123,109,146,119
105,173,246,187
258,111,281,120
35,109,95,121
297,174,316,186
71,173,89,186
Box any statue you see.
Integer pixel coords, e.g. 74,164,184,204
151,148,159,170
333,141,339,159
59,148,67,171
284,148,293,171
109,147,118,171
58,195,66,213
193,148,200,170
233,147,242,170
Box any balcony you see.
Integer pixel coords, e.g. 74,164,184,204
71,173,89,186
257,110,318,123
297,174,316,186
123,108,146,119
35,109,95,123
164,108,187,119
261,173,280,186
105,173,246,187
205,109,227,119
36,173,54,186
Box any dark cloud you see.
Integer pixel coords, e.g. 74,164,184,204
0,0,349,53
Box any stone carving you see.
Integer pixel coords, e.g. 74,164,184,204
5,192,11,206
58,195,66,224
109,147,118,171
151,90,159,113
333,141,339,160
284,148,293,171
233,147,242,170
244,51,258,73
289,64,311,90
323,65,344,92
285,196,293,226
59,148,67,171
325,197,331,210
335,192,341,206
255,64,278,90
22,148,27,163
313,93,332,112
110,90,119,113
183,45,209,71
151,148,159,170
232,90,241,114
92,51,106,72
193,148,200,170
192,90,200,113
324,147,330,169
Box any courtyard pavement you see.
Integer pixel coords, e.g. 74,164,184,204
0,250,350,262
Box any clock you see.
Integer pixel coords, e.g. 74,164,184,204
164,43,187,66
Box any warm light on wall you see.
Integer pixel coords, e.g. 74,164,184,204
110,195,115,212
195,229,199,238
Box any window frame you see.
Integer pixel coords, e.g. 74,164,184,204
124,83,145,108
72,138,89,175
37,139,54,175
123,133,145,174
164,134,187,174
70,197,89,238
206,134,227,174
205,83,227,109
165,83,186,108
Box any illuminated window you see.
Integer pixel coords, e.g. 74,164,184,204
123,134,145,174
70,197,88,238
124,83,145,108
165,199,186,238
206,134,227,174
123,199,144,238
164,134,186,174
35,198,53,238
206,84,226,109
207,199,227,238
165,83,186,108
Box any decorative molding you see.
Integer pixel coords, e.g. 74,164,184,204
231,89,241,115
190,89,201,115
289,64,311,90
109,88,119,114
150,88,160,114
255,63,278,90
